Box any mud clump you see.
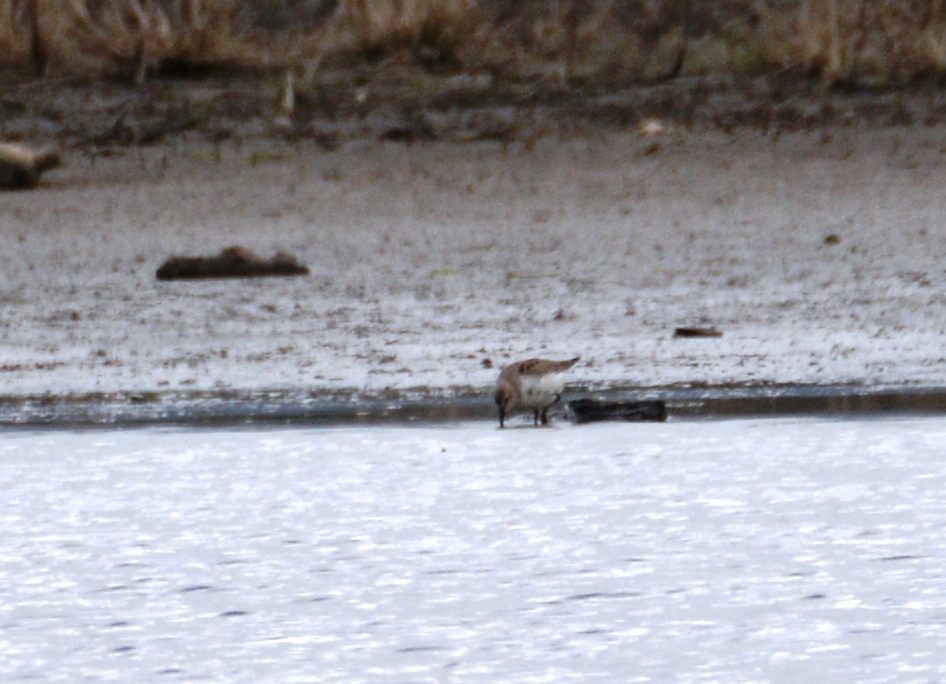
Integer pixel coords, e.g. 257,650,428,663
567,398,668,424
155,246,309,280
673,327,723,338
0,143,62,189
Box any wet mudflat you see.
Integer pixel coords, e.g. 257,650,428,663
2,417,945,682
5,128,946,401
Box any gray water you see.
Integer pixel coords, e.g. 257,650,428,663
2,417,946,682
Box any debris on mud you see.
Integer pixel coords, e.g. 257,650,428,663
673,327,724,339
567,398,668,424
155,246,309,280
0,143,61,189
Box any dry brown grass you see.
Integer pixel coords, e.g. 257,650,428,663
0,0,32,68
1,0,479,81
761,0,946,83
2,0,946,85
31,0,282,80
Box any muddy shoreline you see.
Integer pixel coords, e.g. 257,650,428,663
4,383,946,429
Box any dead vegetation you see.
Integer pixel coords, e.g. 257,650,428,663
1,0,946,86
765,0,946,84
3,1,946,149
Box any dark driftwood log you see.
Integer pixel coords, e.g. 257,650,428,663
0,143,61,189
567,398,668,424
156,246,309,280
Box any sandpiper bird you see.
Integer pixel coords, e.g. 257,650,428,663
494,357,580,428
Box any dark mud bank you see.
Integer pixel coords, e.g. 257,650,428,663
8,74,946,151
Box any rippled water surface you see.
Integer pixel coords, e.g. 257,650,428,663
3,417,946,682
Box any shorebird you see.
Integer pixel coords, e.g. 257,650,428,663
494,357,580,428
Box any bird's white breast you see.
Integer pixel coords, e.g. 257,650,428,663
519,372,566,407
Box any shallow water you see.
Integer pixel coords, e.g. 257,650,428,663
2,417,946,683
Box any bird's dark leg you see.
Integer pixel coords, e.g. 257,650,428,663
533,409,540,426
540,394,562,426
498,407,506,428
